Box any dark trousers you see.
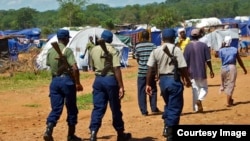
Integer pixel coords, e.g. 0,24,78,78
46,76,78,126
159,75,184,127
89,75,124,132
137,76,158,115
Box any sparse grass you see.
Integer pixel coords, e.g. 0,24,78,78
77,93,93,110
212,56,250,74
1,57,249,109
0,70,51,92
23,104,41,108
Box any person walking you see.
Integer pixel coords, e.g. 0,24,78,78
215,36,247,107
134,30,160,116
43,29,83,141
88,30,131,141
183,28,214,113
80,35,95,71
146,28,191,141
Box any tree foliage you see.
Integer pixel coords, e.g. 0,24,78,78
0,0,250,36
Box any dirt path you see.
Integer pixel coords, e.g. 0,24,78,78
0,57,250,141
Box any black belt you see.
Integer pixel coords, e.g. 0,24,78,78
95,74,114,77
52,74,69,78
159,73,174,77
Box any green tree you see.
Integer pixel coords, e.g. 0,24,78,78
152,8,180,29
102,19,114,30
57,0,88,27
16,8,38,28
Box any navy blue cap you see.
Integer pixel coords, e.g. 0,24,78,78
57,29,71,39
101,30,113,43
162,28,176,38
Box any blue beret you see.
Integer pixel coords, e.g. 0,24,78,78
101,30,113,43
162,28,176,38
57,29,71,39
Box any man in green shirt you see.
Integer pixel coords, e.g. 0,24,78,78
43,29,83,141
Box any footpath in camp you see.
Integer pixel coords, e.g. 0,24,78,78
0,56,250,141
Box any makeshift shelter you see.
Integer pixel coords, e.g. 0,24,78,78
36,27,129,70
205,28,239,51
3,28,41,52
3,28,41,39
117,26,162,46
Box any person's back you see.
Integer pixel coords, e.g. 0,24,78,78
146,28,191,141
184,41,210,79
135,30,160,116
216,36,247,107
88,30,131,141
219,46,238,66
183,28,214,113
44,29,83,141
135,41,156,76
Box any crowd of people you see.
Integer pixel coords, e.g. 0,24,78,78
42,26,248,141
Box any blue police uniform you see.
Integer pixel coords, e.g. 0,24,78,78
88,30,131,141
89,34,124,132
46,42,78,127
44,29,82,141
147,28,188,141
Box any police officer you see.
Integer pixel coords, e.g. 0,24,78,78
43,29,83,141
146,28,191,141
88,30,131,141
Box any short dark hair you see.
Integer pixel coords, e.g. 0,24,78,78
162,36,175,44
141,30,149,40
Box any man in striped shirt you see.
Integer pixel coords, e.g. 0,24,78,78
135,30,160,116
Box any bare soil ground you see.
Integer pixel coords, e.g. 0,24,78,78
0,56,250,141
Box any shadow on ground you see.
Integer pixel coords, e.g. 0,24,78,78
181,108,230,116
82,135,158,141
130,137,159,141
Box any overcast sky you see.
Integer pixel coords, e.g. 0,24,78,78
0,0,165,12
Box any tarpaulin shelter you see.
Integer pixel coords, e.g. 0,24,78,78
117,28,162,47
3,28,41,52
205,28,239,51
3,28,41,39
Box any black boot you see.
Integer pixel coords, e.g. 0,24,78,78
67,125,82,141
162,126,168,137
90,131,97,141
117,131,132,141
166,127,173,141
163,126,173,141
43,122,55,141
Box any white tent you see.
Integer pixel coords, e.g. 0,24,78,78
185,17,222,28
68,27,128,69
36,30,80,70
36,27,128,70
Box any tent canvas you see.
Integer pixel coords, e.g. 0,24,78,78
206,28,239,51
36,30,79,70
68,27,128,69
36,27,129,70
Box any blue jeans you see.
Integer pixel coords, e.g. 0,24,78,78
159,75,184,127
137,76,158,115
46,76,78,126
89,75,124,132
